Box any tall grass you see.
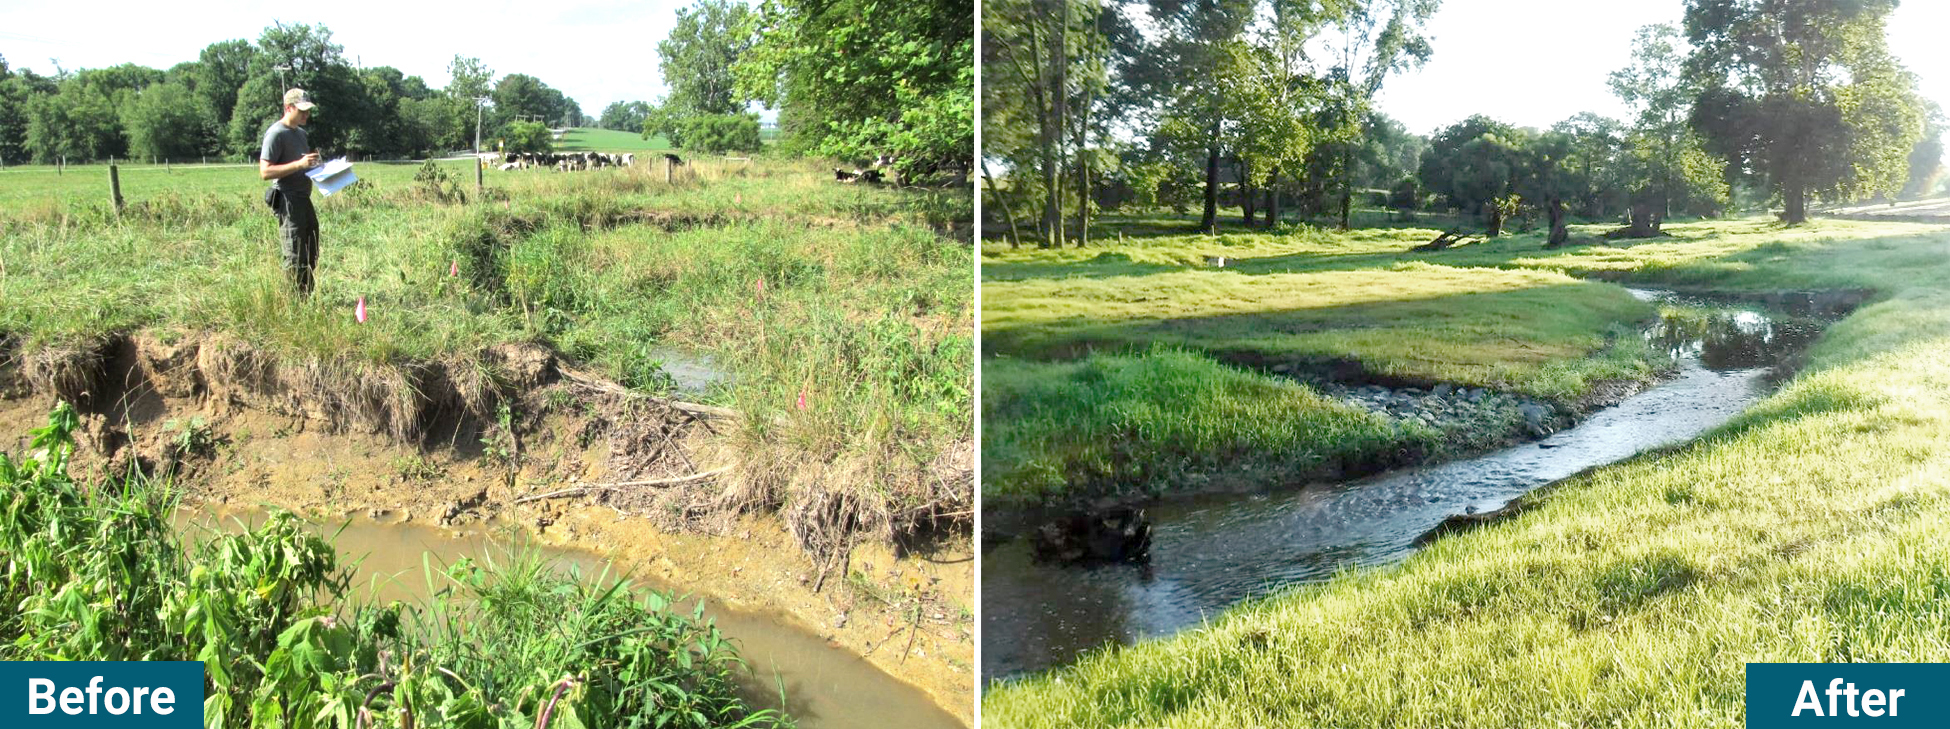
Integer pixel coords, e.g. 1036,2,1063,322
0,403,787,728
983,350,1421,505
0,158,973,553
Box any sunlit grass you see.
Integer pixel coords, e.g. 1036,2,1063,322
983,217,1950,726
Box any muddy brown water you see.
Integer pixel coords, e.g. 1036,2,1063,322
980,289,1839,683
178,509,962,729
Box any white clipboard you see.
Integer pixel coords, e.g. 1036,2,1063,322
306,157,357,195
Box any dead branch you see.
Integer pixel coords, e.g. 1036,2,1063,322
513,467,731,504
1412,228,1481,252
556,367,741,421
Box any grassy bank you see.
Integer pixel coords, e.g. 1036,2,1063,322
0,405,785,728
983,350,1417,504
981,215,1661,507
984,217,1950,726
0,158,972,557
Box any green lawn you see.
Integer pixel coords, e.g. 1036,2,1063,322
552,127,675,152
983,216,1950,727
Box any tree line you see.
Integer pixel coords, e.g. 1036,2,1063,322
0,23,587,164
984,0,1944,248
1,0,976,179
592,0,974,178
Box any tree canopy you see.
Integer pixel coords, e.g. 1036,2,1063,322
1684,0,1925,223
0,25,593,164
740,0,973,177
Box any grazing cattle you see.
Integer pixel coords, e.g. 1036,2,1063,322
663,153,684,166
860,169,884,184
495,151,638,173
835,168,858,182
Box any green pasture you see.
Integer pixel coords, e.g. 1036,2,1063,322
0,158,973,549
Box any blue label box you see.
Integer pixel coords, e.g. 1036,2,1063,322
1748,663,1946,727
3,661,203,727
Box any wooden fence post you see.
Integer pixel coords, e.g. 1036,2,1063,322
664,156,674,184
476,156,484,194
109,164,124,213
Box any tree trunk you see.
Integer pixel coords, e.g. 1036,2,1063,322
1544,197,1568,248
1264,167,1280,228
1339,140,1354,231
1783,184,1807,224
1073,68,1093,248
1200,130,1220,234
1038,0,1067,248
1627,202,1659,237
1240,162,1256,227
981,159,1022,249
1486,205,1505,237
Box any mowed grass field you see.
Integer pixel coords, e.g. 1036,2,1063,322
984,216,1950,726
0,157,973,550
553,126,781,153
554,127,675,152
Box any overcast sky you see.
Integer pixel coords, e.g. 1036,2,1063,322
1372,0,1950,135
0,0,687,115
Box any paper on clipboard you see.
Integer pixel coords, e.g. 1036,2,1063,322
306,157,357,195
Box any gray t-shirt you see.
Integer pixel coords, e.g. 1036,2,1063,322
259,121,312,195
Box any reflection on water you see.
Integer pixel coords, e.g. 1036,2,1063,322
180,511,962,729
981,290,1833,682
647,347,732,397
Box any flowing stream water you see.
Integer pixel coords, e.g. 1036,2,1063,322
980,289,1838,683
180,510,963,729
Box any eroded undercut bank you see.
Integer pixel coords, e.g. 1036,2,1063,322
0,159,976,723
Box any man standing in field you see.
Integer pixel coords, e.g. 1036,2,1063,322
259,88,322,296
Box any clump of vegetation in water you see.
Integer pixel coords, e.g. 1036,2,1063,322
0,403,791,729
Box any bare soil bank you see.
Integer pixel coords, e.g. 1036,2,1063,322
0,330,974,725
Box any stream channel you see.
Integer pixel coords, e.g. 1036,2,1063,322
981,288,1842,683
180,509,963,729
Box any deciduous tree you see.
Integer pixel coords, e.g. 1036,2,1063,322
1684,0,1924,223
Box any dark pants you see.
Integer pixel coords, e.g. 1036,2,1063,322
277,189,320,295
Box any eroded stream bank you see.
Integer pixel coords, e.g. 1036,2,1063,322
981,288,1848,682
0,333,974,726
180,508,960,729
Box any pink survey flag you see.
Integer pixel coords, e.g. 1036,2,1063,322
756,278,766,296
797,389,807,410
450,260,459,277
355,297,367,323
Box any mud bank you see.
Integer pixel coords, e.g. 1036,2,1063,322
0,330,974,725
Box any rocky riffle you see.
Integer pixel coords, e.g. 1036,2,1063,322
1319,382,1567,440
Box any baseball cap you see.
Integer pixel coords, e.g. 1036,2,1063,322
283,88,317,111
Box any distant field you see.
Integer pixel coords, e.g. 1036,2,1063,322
0,159,480,208
554,126,780,153
553,127,675,152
